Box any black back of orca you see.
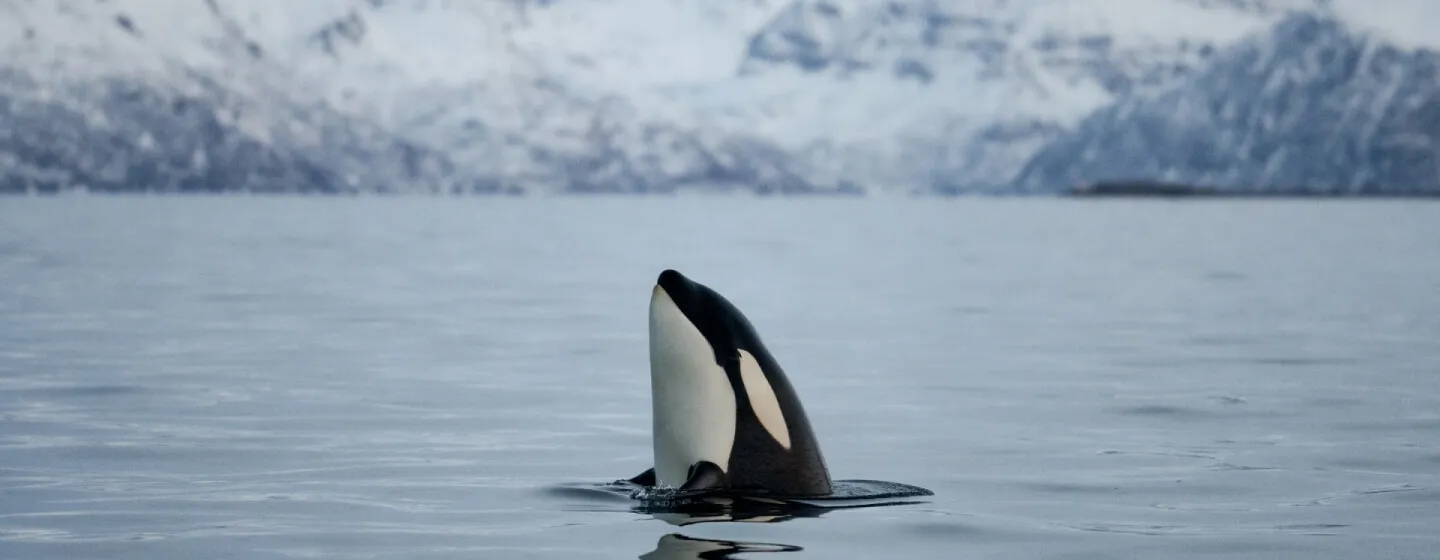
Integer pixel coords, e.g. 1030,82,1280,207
656,269,832,497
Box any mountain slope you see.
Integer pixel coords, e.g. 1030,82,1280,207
683,0,1329,191
1,0,1434,194
0,0,466,193
0,0,824,194
1013,13,1440,194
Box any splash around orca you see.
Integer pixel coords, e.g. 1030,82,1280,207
617,269,932,512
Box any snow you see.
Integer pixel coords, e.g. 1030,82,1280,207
1014,12,1440,194
1,0,214,79
1331,0,1440,50
1016,0,1314,45
637,0,1347,187
512,0,785,91
1,0,1436,194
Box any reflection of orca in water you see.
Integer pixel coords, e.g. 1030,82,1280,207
640,533,801,560
625,269,932,505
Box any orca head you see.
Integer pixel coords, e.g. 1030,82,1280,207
652,269,739,363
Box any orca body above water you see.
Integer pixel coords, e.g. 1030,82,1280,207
622,269,932,505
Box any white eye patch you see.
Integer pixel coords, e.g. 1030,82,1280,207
737,349,791,450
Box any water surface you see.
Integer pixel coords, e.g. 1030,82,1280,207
1,197,1437,558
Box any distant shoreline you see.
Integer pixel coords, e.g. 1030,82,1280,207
4,181,1439,198
1067,180,1440,199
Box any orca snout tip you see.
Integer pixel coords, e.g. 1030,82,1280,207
656,269,690,295
657,269,685,285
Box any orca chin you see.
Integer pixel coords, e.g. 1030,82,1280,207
620,269,934,505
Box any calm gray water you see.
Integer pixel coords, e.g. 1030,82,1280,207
1,197,1438,559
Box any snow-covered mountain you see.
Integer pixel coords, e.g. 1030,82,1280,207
0,0,821,194
0,0,461,193
1015,12,1440,194
700,0,1336,192
0,0,1434,194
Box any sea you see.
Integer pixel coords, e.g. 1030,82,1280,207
1,196,1437,559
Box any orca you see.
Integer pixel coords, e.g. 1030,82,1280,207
628,269,832,496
